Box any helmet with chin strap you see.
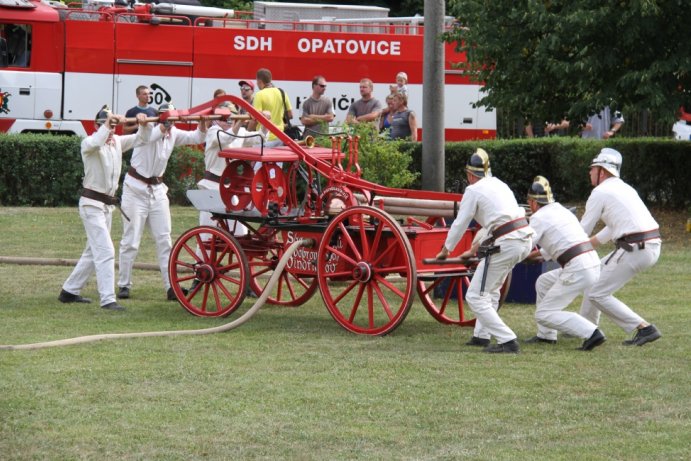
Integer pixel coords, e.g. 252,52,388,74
590,147,622,177
527,175,555,205
465,148,492,178
158,102,175,127
94,105,112,127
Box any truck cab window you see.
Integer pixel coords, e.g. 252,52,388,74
0,24,31,67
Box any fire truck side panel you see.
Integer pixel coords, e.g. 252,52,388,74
63,73,114,125
113,22,193,113
64,15,114,74
34,72,62,119
62,17,115,131
0,71,35,119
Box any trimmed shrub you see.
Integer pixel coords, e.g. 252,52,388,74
2,133,690,209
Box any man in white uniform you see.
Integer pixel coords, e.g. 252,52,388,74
198,102,268,233
59,107,149,310
436,149,534,353
580,148,662,346
117,103,207,301
524,176,606,351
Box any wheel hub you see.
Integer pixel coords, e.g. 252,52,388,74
195,264,216,283
352,261,372,282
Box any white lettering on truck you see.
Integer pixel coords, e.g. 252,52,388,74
233,36,273,52
297,38,401,55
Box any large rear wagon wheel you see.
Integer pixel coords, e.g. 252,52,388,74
169,226,249,317
246,227,318,306
417,270,513,325
317,206,416,336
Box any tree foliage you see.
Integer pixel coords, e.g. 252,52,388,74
444,0,691,125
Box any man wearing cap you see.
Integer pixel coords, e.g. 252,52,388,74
436,149,534,353
59,107,149,311
236,80,255,128
523,176,606,351
117,102,208,302
579,148,662,346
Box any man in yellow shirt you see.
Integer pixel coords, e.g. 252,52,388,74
247,68,293,147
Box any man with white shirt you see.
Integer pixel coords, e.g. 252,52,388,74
59,107,149,310
523,176,606,351
197,102,268,234
436,149,534,353
579,148,662,346
117,102,207,301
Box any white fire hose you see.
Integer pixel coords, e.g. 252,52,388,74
0,239,312,351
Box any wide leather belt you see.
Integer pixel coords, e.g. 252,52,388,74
615,229,661,252
557,241,594,268
203,171,221,182
491,217,529,240
128,166,163,185
81,188,119,206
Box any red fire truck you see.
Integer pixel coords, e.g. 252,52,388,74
0,0,496,139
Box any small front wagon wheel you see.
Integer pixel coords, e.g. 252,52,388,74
169,226,249,317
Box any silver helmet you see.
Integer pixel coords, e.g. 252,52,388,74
590,148,622,177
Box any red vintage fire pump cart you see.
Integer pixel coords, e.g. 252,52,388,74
165,96,508,336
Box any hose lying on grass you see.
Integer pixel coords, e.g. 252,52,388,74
0,239,313,351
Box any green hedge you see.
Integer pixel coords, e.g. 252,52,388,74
0,134,204,207
1,133,689,209
408,138,691,209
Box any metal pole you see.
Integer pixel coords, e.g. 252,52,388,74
422,0,445,192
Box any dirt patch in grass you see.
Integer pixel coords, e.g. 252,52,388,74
651,208,690,246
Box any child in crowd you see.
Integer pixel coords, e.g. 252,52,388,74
389,72,409,96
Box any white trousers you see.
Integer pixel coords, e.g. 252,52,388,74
118,182,172,291
534,263,600,340
580,241,660,333
467,237,532,344
62,201,116,306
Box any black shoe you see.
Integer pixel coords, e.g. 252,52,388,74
580,328,606,351
189,279,201,292
58,289,92,304
117,287,130,299
101,302,126,311
623,324,661,346
167,287,188,301
245,288,259,299
524,335,557,345
483,339,520,354
465,336,490,347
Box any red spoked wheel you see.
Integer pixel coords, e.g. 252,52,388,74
417,269,513,325
168,226,249,317
317,206,416,335
246,227,318,306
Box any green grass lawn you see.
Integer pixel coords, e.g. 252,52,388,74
0,207,689,460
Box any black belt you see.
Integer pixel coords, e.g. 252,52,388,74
615,229,661,252
491,217,529,240
80,188,130,221
203,171,221,182
81,188,119,205
557,241,594,268
128,166,163,185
